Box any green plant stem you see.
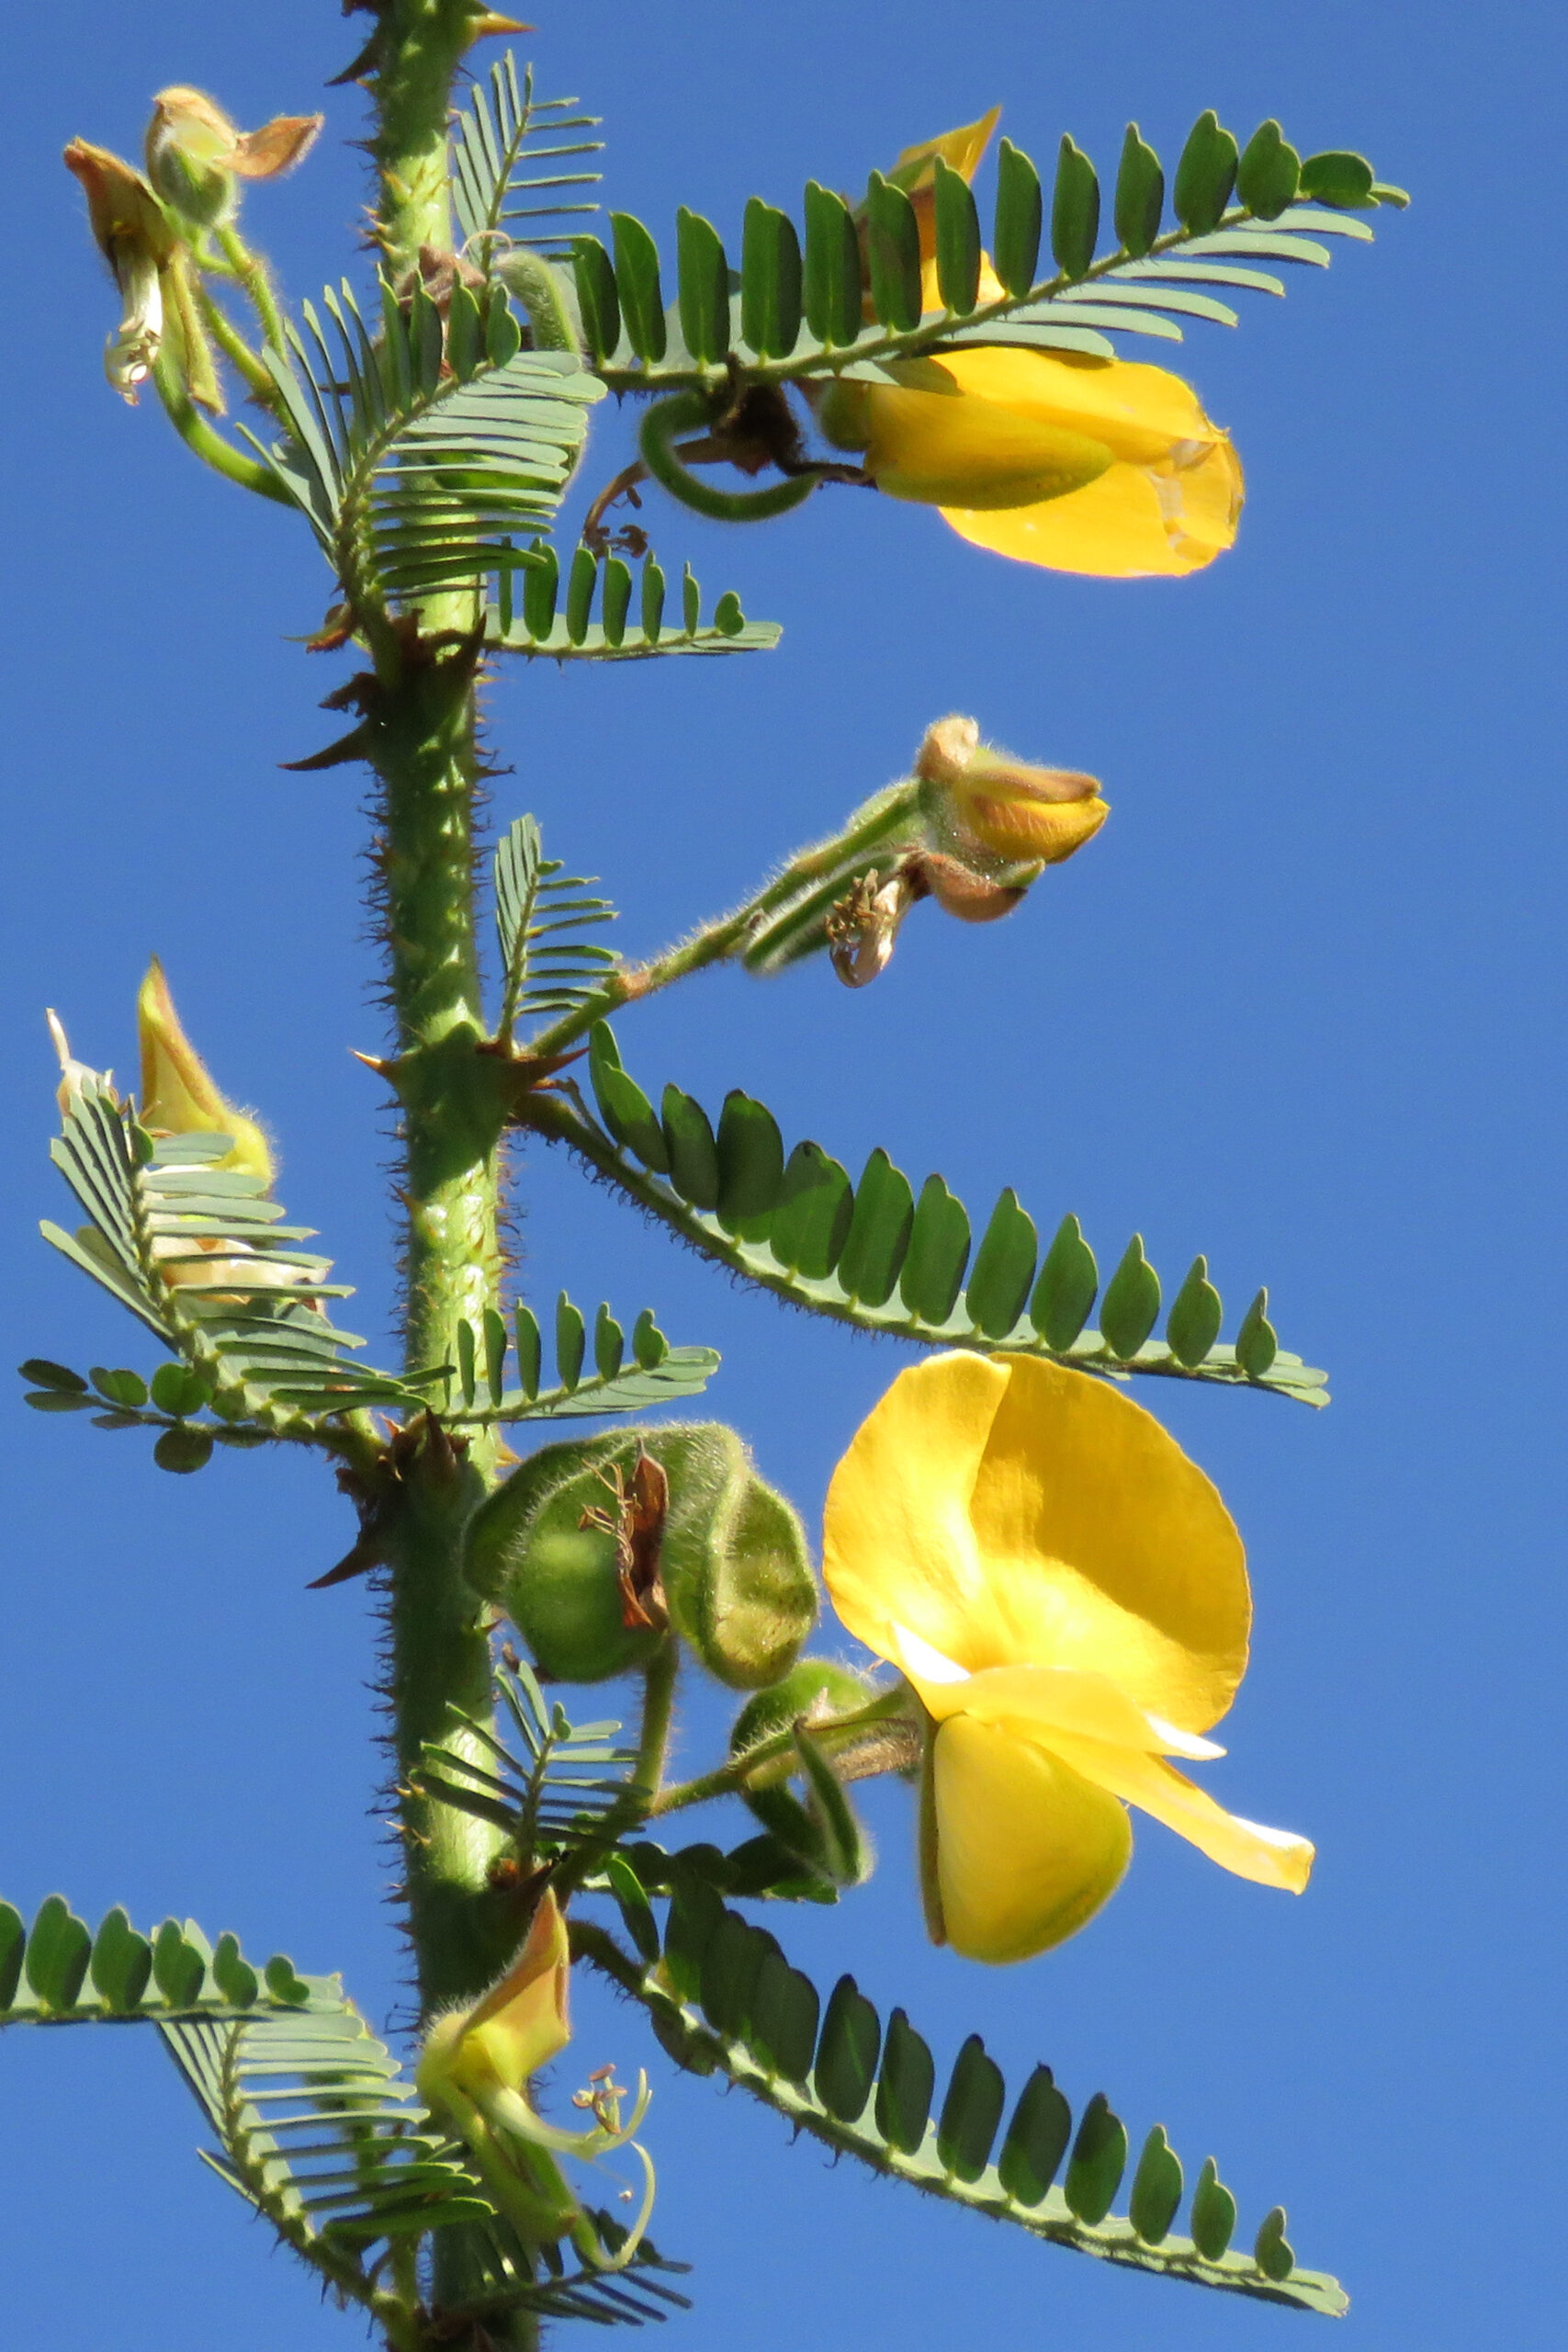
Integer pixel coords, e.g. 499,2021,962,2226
215,224,288,353
632,1644,680,1807
367,19,541,2341
193,278,276,406
650,1691,910,1817
152,351,292,504
368,0,484,277
550,1649,680,1911
366,0,520,2022
523,784,920,1059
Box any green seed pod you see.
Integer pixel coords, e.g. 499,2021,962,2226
651,1424,818,1689
465,1431,665,1685
466,1424,817,1689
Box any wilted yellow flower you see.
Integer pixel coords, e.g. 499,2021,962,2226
138,958,273,1184
62,139,177,402
821,345,1243,578
417,1892,656,2266
145,87,321,228
421,1888,574,2114
822,1352,1313,1962
917,713,1107,867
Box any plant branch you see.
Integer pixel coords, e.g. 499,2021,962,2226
650,1690,911,1817
152,350,293,503
215,224,288,353
521,784,921,1060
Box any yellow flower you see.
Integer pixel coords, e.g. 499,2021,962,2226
62,139,176,402
916,713,1108,867
417,1892,656,2267
137,957,273,1185
821,346,1244,578
421,1888,575,2115
822,1353,1313,1962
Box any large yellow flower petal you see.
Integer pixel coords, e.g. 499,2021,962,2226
823,1353,1249,1731
943,435,1243,577
934,348,1219,469
931,1713,1132,1961
823,1351,1012,1667
840,361,1115,511
967,1355,1249,1729
1045,1732,1314,1893
892,1633,1224,1758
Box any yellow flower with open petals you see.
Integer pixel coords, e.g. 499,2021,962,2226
822,1352,1313,1962
821,347,1243,579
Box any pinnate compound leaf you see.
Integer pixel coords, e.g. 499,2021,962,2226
624,1889,1347,2312
526,1038,1328,1404
0,1897,335,2024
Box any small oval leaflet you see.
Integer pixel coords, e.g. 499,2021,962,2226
937,2032,1006,2182
1128,2122,1184,2244
997,2063,1073,2207
1190,2154,1238,2259
1064,2090,1127,2223
814,1973,881,2122
874,2006,935,2154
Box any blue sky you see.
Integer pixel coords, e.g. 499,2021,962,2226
4,2,1563,2346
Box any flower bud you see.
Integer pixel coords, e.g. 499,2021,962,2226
470,1424,818,1689
728,1657,881,1778
144,87,321,229
467,1432,670,1684
137,958,274,1183
916,712,1108,868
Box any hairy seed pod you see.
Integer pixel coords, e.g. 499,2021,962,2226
468,1424,818,1687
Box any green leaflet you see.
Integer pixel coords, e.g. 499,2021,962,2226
241,276,604,622
531,1028,1328,1404
570,112,1398,395
487,543,780,661
35,1075,430,1452
433,1277,718,1426
450,52,603,264
418,1654,639,1857
0,1894,322,2024
610,1884,1345,2315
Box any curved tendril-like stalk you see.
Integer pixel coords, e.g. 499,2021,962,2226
570,2142,659,2275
